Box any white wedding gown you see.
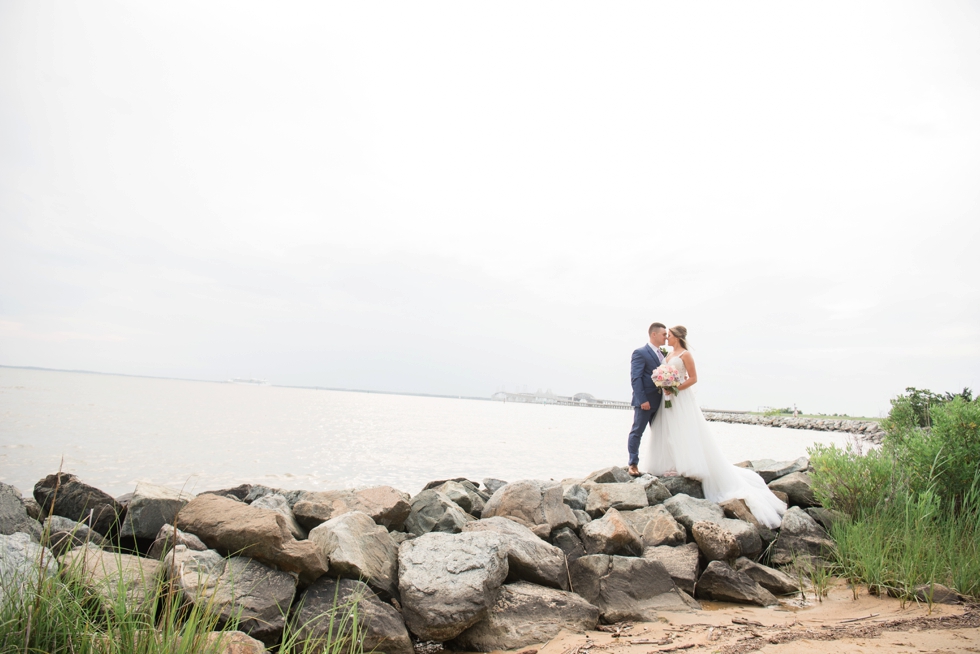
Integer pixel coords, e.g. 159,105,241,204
642,355,786,529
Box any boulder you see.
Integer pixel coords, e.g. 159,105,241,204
768,472,817,507
397,531,509,641
660,476,704,499
805,507,842,533
720,498,761,528
482,479,508,495
585,484,648,518
423,477,479,491
450,582,599,652
585,466,633,484
771,507,834,566
22,497,42,521
432,481,486,517
695,560,777,606
203,631,267,654
293,577,413,654
463,517,568,590
642,543,700,596
640,507,687,548
200,484,253,501
633,475,672,505
481,480,576,536
562,484,588,512
663,494,724,532
403,490,471,536
573,510,591,528
147,524,207,560
42,516,106,556
164,546,297,646
308,511,398,599
63,545,163,613
0,482,41,542
120,482,194,540
751,458,809,483
244,485,306,507
913,583,964,605
692,521,740,562
175,493,328,584
33,473,125,537
733,558,800,596
569,554,693,622
579,508,642,556
772,490,790,505
250,493,306,540
551,527,586,566
0,533,57,609
390,532,415,545
293,487,412,531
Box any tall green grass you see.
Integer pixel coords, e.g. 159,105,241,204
809,391,980,602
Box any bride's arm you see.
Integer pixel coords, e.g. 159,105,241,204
678,352,698,390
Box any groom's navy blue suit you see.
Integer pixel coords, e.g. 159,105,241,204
628,343,664,467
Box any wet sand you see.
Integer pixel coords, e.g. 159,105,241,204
488,580,979,654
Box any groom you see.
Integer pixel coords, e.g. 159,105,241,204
627,322,667,477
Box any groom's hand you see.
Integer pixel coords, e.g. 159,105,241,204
641,401,651,410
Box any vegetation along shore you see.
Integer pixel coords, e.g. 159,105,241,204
0,387,976,653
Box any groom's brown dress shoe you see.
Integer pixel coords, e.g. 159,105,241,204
628,465,641,477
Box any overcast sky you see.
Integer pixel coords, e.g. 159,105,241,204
1,2,978,417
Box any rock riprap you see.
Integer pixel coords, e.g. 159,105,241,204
34,473,125,537
307,510,399,599
120,481,194,540
462,516,568,589
292,486,411,531
570,554,695,622
481,480,576,537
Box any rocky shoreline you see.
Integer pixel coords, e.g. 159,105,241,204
2,461,848,653
704,412,886,443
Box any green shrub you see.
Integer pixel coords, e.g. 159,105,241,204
808,442,894,519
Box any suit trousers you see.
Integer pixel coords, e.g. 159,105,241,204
628,405,657,466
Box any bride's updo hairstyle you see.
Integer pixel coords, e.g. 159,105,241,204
670,325,689,350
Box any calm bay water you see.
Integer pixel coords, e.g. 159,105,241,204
0,367,851,498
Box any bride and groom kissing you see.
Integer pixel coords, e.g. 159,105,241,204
626,322,787,529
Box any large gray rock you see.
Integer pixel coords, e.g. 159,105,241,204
251,493,306,540
397,531,509,641
660,476,704,499
450,582,599,652
551,527,586,566
638,506,687,547
805,507,843,533
433,481,487,517
308,511,398,599
771,507,834,565
293,486,412,531
481,480,575,537
585,483,648,518
462,517,567,590
585,466,633,484
768,472,817,507
569,554,693,622
244,485,307,507
482,479,508,495
0,533,57,609
120,482,194,540
579,508,642,556
733,558,800,596
695,560,777,606
33,473,125,537
147,524,207,560
692,521,740,562
293,577,413,654
42,515,106,556
633,475,672,505
175,493,328,584
0,483,41,542
404,490,471,536
642,543,700,596
752,457,809,483
62,545,163,613
573,510,592,528
663,494,724,531
164,546,297,646
562,484,588,512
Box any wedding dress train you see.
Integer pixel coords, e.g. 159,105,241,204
642,356,786,529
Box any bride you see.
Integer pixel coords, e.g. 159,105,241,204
642,325,787,529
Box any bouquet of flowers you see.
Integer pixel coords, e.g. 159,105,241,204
652,365,683,408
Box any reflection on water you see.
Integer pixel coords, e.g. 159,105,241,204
0,367,852,497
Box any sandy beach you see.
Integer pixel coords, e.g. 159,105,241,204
497,579,978,654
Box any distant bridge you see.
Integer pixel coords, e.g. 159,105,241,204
491,390,632,410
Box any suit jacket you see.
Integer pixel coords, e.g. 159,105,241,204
631,343,664,408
